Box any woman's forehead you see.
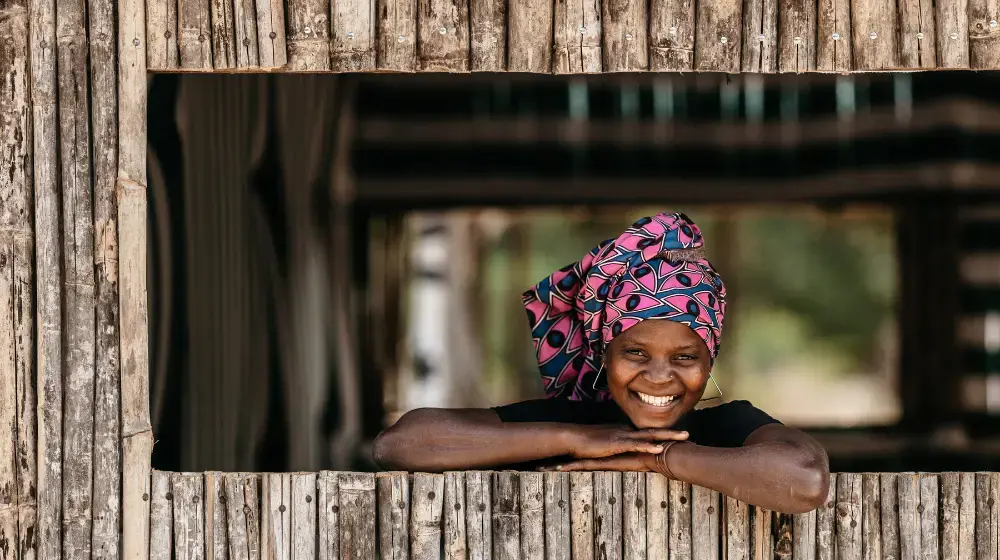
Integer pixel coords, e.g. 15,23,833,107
611,319,705,347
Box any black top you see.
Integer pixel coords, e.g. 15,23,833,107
493,399,780,448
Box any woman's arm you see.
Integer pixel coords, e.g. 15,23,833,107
664,423,830,513
372,407,688,472
546,423,829,514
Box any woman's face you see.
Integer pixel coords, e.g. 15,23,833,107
605,319,711,429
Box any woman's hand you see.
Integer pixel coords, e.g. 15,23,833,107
566,426,688,459
540,452,659,472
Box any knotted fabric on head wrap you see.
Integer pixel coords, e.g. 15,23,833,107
522,212,727,401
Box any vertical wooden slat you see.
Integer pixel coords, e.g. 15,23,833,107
920,475,940,560
881,475,901,560
936,0,970,66
119,0,152,557
622,472,646,560
975,473,998,560
88,0,121,556
546,473,571,560
147,0,179,67
863,474,882,560
339,473,376,560
751,507,773,560
817,475,836,560
206,473,229,560
57,1,96,558
470,0,506,69
595,472,623,560
898,0,937,67
508,0,553,71
493,472,521,560
418,0,470,70
225,474,260,560
286,0,331,69
898,474,921,560
520,473,545,560
692,486,719,560
263,474,291,560
445,472,468,560
378,472,409,560
602,0,648,70
552,0,601,72
727,498,750,560
837,474,862,560
942,473,960,560
959,474,976,560
850,0,897,68
650,0,696,70
233,0,259,67
694,0,741,71
778,0,816,71
969,0,1000,67
256,0,288,67
331,0,375,69
412,473,445,560
669,481,692,560
646,474,669,560
742,0,778,71
317,472,339,560
377,0,416,70
774,514,793,560
793,508,815,560
466,472,492,560
150,472,174,560
0,2,33,557
173,474,206,560
290,474,317,560
210,0,237,67
179,0,213,67
817,0,851,70
571,472,595,560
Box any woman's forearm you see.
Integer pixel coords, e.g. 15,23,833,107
373,408,575,472
664,441,829,514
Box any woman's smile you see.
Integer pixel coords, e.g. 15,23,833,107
634,391,681,407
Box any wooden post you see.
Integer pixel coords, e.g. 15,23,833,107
470,0,506,69
837,474,863,560
622,472,646,560
519,473,545,560
257,0,289,67
570,473,594,560
0,2,34,558
210,0,237,67
263,474,291,560
975,473,999,560
411,473,445,560
179,0,213,67
919,475,940,560
29,0,62,558
742,0,778,71
694,0,741,71
545,473,571,560
778,0,816,71
851,0,898,69
286,0,332,70
339,473,376,560
508,0,554,71
816,476,835,560
935,0,969,67
234,0,260,67
417,0,470,70
728,498,750,560
444,472,468,560
173,474,207,560
331,0,375,70
150,472,174,560
317,472,341,560
692,486,719,560
226,474,262,560
377,472,410,560
863,474,882,560
205,473,228,560
493,472,521,560
669,481,691,560
290,474,317,560
751,507,773,560
881,475,901,560
88,0,122,558
377,0,417,70
552,0,601,72
817,0,851,70
898,0,937,67
602,0,648,70
147,0,179,68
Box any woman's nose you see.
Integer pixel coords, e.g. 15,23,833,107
643,363,675,382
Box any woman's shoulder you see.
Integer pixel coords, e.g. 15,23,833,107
493,398,628,425
678,400,781,448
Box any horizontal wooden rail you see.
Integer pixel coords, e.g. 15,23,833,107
150,470,985,560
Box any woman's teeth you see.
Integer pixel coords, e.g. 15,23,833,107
637,392,677,407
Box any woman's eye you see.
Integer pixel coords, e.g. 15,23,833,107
675,354,696,361
626,349,645,357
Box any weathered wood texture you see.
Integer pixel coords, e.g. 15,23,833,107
377,0,416,70
817,0,851,70
470,0,506,69
286,0,331,69
509,0,554,71
417,0,470,70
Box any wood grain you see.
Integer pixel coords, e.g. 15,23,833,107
210,0,237,67
470,0,506,69
863,474,883,560
778,0,816,71
622,472,646,560
179,0,213,67
467,472,492,560
751,507,773,560
898,0,936,67
417,0,470,70
317,472,339,560
445,472,468,560
851,0,897,68
331,0,375,70
378,472,409,560
936,0,969,66
968,0,1000,68
339,473,376,560
509,0,553,71
571,472,595,560
378,0,416,70
837,473,863,560
816,475,836,560
919,475,939,560
290,474,316,560
602,0,648,70
411,473,444,560
595,472,623,560
286,0,331,69
669,481,692,560
173,474,206,560
493,472,521,560
881,474,900,560
974,473,997,560
262,474,291,560
817,0,851,69
552,0,601,72
742,0,778,71
694,0,742,71
520,473,545,560
256,0,288,67
234,0,259,66
205,473,228,560
150,472,174,560
646,474,669,560
692,486,719,560
546,472,571,560
898,474,920,560
147,0,179,67
727,497,750,560
225,474,261,560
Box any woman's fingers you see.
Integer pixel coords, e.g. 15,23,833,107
542,454,651,472
631,429,689,442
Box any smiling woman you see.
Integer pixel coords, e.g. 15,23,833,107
373,212,830,513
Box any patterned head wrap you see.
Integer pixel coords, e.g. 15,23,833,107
522,212,727,401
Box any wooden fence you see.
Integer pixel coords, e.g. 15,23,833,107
151,470,988,560
146,0,998,73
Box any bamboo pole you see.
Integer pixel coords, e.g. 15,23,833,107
88,0,121,557
257,0,288,67
118,1,152,560
57,1,97,558
29,0,63,558
286,0,331,69
234,0,259,67
211,0,238,67
0,2,35,560
179,0,213,68
147,0,179,68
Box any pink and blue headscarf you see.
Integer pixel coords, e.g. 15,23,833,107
522,212,727,401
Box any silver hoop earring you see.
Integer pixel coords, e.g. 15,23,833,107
700,373,723,402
